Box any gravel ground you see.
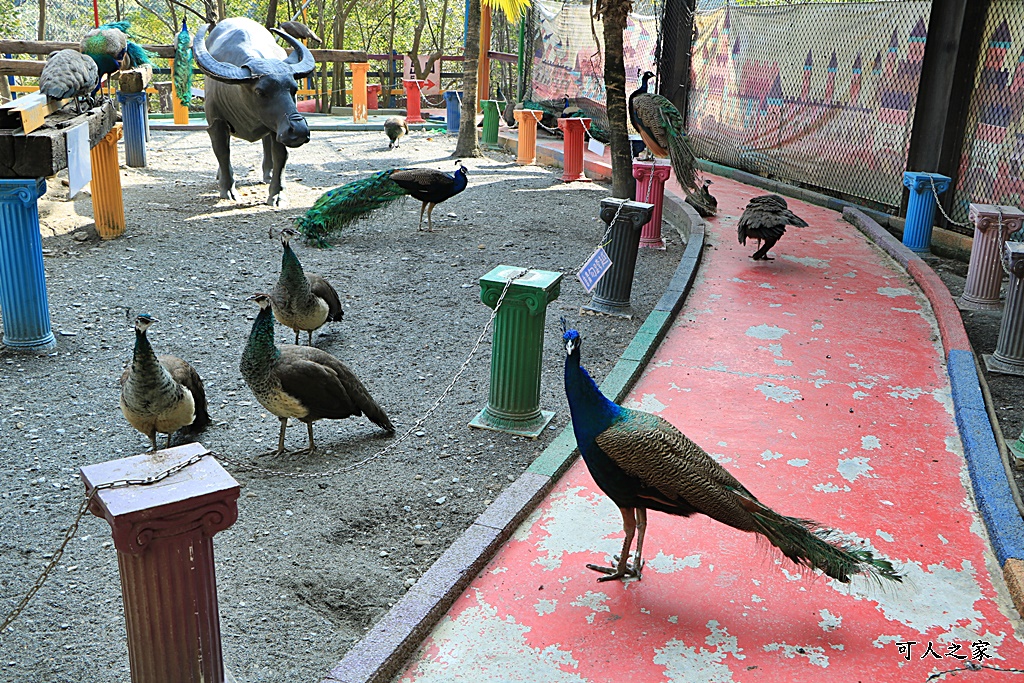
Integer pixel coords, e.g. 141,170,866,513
0,128,681,682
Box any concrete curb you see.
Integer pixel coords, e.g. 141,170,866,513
321,183,706,683
843,206,1024,615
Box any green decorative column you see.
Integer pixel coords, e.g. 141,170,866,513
481,100,501,149
470,266,563,437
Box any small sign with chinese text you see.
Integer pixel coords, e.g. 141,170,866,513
587,138,606,157
578,246,612,292
66,124,91,197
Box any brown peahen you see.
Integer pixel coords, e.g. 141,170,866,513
240,294,394,455
120,314,210,451
38,49,99,114
278,20,323,45
385,116,409,149
738,194,809,260
562,324,902,585
685,178,717,218
269,227,343,345
629,71,699,193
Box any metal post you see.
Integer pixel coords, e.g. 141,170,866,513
517,17,526,101
480,99,500,149
90,123,126,240
582,198,654,318
80,444,240,683
557,117,591,182
959,204,1024,310
0,177,55,352
514,109,542,164
470,266,562,438
901,171,951,252
350,62,370,124
117,91,148,168
402,79,425,124
444,91,462,134
984,242,1024,376
632,160,672,249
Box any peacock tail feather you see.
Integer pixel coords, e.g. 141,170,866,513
296,170,409,247
173,19,193,106
125,41,154,67
98,20,132,34
648,93,699,194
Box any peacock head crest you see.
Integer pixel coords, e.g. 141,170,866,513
561,318,580,356
134,313,159,333
247,293,273,311
454,160,468,177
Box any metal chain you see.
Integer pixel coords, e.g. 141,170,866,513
0,450,209,635
216,269,532,479
997,207,1015,278
928,175,971,230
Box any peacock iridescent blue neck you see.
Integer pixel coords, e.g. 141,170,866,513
452,168,468,194
564,349,622,454
86,52,122,79
281,241,307,281
243,306,282,367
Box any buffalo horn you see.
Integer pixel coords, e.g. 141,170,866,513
270,27,315,78
193,22,258,83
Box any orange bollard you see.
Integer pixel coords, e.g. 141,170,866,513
403,79,426,124
514,109,543,165
90,123,126,239
557,117,591,182
171,61,189,125
350,62,370,124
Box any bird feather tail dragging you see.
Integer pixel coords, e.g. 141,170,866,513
173,19,193,106
296,170,407,246
661,108,699,195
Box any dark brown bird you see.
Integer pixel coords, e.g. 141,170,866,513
737,194,808,260
685,178,717,218
119,314,210,451
384,116,409,149
268,227,343,345
628,70,699,193
277,20,322,45
240,294,394,455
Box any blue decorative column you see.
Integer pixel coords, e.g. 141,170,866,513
444,91,462,134
0,178,55,352
901,171,951,252
117,91,148,168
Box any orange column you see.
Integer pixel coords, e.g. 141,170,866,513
90,123,126,239
351,62,370,124
557,117,591,182
171,61,189,125
514,109,542,165
477,4,492,111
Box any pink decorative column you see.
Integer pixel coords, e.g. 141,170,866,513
632,160,673,249
80,444,239,683
959,203,1024,310
557,117,591,182
514,109,543,165
403,79,426,124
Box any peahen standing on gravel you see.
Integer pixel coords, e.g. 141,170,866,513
562,324,903,585
38,49,99,114
80,21,153,89
384,116,408,149
120,314,210,451
629,71,699,194
296,161,469,244
173,18,194,108
269,227,343,345
738,194,809,260
240,294,394,455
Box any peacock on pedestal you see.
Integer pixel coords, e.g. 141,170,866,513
173,18,194,108
80,21,154,95
629,70,699,194
38,49,99,114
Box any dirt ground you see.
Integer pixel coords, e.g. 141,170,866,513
0,128,681,682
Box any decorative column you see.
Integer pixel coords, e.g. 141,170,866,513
901,171,951,252
171,60,189,124
582,198,654,318
984,241,1024,376
514,109,542,164
480,99,500,149
444,91,462,134
350,62,370,124
632,160,673,249
0,177,55,352
477,4,492,111
117,91,148,168
558,117,591,182
402,79,426,124
470,266,562,438
959,204,1024,310
366,84,381,110
80,444,240,683
90,123,125,239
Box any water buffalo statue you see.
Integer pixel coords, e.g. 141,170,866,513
193,18,314,206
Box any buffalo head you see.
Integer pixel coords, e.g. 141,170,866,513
194,22,314,148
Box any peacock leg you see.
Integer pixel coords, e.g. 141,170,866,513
632,508,647,579
425,203,436,232
417,203,426,231
166,433,173,450
296,421,316,454
587,506,639,581
307,330,314,346
148,431,158,452
276,417,289,455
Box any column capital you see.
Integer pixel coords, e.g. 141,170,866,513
557,117,591,134
1005,242,1024,278
350,62,370,73
902,171,950,194
116,90,149,104
514,109,543,125
631,160,672,181
479,266,562,315
969,203,1024,235
600,197,654,230
0,177,46,205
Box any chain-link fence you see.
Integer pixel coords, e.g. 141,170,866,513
687,1,931,212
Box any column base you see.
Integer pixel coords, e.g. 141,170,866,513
639,237,666,250
957,293,1003,311
1009,436,1024,468
984,353,1024,376
469,406,555,439
2,332,57,353
580,299,633,319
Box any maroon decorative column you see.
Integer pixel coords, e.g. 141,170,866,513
959,203,1024,310
632,160,673,250
557,117,591,182
80,444,239,683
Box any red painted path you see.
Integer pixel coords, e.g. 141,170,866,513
397,175,1024,681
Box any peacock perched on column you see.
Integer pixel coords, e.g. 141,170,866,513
38,49,99,113
173,18,194,108
562,323,903,586
629,70,699,194
80,21,154,92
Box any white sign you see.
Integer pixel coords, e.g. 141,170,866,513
578,246,612,292
66,124,91,197
587,138,606,157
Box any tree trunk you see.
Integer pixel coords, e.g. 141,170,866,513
216,0,227,21
453,0,481,158
36,0,45,41
265,0,279,29
602,1,634,199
